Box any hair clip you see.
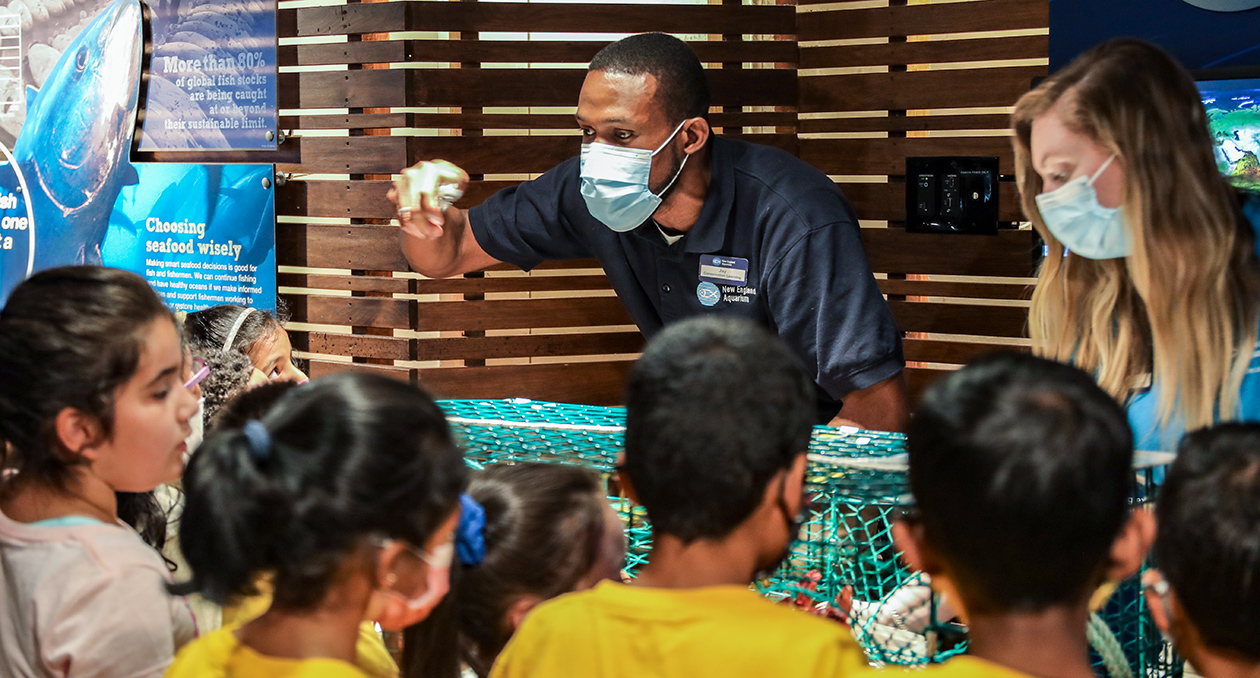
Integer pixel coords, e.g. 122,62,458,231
456,493,487,566
243,419,272,463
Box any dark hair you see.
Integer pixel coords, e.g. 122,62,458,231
907,353,1134,612
173,372,468,609
403,463,611,678
184,302,288,359
207,379,298,435
1155,423,1260,660
198,349,254,428
624,316,814,542
589,32,711,123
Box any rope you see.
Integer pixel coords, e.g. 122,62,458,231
1088,611,1134,678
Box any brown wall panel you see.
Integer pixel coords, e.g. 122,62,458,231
862,229,1038,278
278,223,410,272
287,2,795,38
412,332,644,362
801,137,1014,176
309,360,413,381
308,332,412,360
278,136,407,175
417,360,636,405
297,69,406,109
903,338,1029,365
415,297,633,332
800,66,1044,113
878,279,1032,301
800,113,1011,135
307,296,413,329
797,0,1048,41
801,35,1048,70
889,300,1027,338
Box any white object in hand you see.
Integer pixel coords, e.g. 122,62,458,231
397,163,464,214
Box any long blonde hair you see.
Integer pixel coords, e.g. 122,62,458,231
1012,38,1259,434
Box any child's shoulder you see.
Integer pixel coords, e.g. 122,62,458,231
0,514,169,584
859,656,1036,678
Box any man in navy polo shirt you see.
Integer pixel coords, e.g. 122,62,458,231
389,33,907,430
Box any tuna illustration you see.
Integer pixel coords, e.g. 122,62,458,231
15,0,141,268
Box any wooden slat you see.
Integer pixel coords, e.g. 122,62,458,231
307,332,412,360
277,223,409,272
797,0,1048,40
903,338,1028,365
307,296,413,329
889,300,1027,338
861,228,1038,277
416,297,633,332
279,272,410,294
800,113,1010,135
406,134,796,175
878,279,1031,301
277,136,406,175
843,181,1022,222
801,137,1014,176
417,360,635,405
800,66,1045,113
287,2,796,38
412,332,644,361
800,35,1047,69
281,38,798,67
286,69,797,111
283,110,796,133
905,366,952,405
308,360,413,381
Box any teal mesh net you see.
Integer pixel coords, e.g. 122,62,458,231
441,398,1179,676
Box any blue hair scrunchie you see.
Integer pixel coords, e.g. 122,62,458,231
242,419,272,463
456,493,487,566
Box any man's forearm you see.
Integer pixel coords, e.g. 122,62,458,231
829,372,909,432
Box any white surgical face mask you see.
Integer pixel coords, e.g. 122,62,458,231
1035,154,1129,260
579,120,689,232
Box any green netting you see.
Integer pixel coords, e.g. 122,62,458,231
441,398,1180,676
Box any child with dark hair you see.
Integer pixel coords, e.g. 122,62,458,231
490,316,865,678
0,266,199,676
1145,423,1260,678
166,372,467,677
184,303,306,386
890,353,1153,678
403,462,627,678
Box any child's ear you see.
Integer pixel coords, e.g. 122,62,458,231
507,594,545,631
1106,509,1156,582
54,407,102,460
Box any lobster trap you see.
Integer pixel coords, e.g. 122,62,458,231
441,398,1179,677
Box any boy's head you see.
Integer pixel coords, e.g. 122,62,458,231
622,316,814,561
898,353,1147,615
1148,424,1260,671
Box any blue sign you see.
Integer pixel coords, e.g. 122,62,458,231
102,164,276,311
137,0,278,150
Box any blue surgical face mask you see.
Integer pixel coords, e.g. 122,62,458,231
1034,154,1129,260
579,121,689,232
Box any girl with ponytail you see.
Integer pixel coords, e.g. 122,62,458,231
0,266,200,676
166,372,467,678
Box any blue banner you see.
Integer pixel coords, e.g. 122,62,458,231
137,0,278,150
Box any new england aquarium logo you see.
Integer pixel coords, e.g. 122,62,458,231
697,281,721,307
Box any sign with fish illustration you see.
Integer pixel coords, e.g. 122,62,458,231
136,0,277,150
0,0,277,310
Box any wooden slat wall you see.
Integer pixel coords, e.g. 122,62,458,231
274,0,797,405
798,0,1047,400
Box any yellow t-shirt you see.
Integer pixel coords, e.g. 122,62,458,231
222,581,397,678
489,580,867,678
863,656,1036,678
165,627,370,678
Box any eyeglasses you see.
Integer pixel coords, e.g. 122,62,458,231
184,357,210,390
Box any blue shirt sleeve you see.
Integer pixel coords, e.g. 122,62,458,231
762,220,905,399
466,158,593,271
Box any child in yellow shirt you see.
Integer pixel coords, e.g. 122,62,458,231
880,354,1153,678
489,316,867,678
165,373,468,678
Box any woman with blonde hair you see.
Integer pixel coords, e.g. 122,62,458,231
1011,38,1260,453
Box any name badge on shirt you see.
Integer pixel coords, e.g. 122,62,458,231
698,256,749,286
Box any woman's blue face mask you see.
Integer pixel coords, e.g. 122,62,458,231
579,120,689,232
1035,154,1129,260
